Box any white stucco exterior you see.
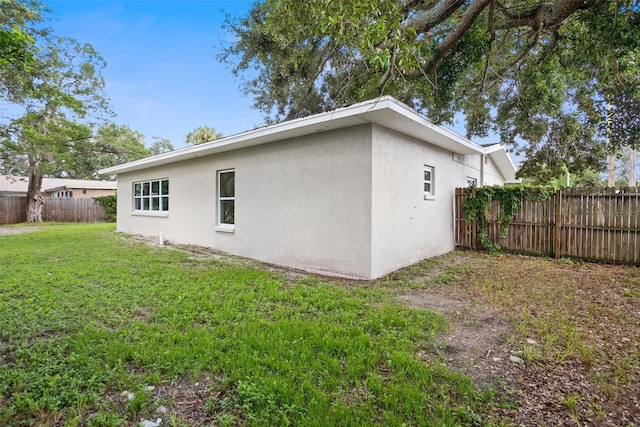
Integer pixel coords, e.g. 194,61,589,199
101,97,518,280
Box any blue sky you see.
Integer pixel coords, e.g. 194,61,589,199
44,0,502,153
46,0,262,149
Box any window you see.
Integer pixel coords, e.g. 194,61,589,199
424,165,434,195
133,179,169,213
466,177,477,187
53,191,73,198
218,169,235,226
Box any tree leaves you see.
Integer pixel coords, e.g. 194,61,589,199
185,126,222,145
220,0,640,179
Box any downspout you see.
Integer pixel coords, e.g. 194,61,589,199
480,152,486,187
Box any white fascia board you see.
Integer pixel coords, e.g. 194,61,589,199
44,183,117,192
99,96,483,175
380,99,482,155
485,145,520,183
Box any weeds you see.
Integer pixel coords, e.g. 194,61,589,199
416,251,640,425
0,224,496,426
561,392,582,424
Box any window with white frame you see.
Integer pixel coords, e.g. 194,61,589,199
466,177,477,187
424,165,434,196
133,179,169,213
218,169,235,225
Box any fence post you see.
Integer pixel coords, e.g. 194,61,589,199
554,188,562,258
471,188,477,250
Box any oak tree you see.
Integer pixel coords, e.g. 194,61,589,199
0,36,110,222
220,0,640,177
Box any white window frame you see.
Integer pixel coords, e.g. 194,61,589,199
133,178,169,216
54,190,73,198
216,169,235,232
424,165,435,200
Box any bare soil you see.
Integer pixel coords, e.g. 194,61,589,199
394,251,640,427
400,290,517,389
0,225,42,236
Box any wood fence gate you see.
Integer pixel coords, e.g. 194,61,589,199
455,187,640,264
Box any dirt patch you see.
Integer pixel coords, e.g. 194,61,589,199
99,374,242,426
394,251,640,426
0,226,41,236
400,290,518,391
149,373,240,426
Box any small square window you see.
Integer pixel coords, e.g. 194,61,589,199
424,165,434,195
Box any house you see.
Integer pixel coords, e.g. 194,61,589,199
0,175,117,198
99,96,518,280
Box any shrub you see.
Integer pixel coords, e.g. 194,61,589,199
94,195,117,222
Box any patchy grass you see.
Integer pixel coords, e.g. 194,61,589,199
0,224,498,426
388,251,640,425
4,224,638,426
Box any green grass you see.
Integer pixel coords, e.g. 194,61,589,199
0,224,497,426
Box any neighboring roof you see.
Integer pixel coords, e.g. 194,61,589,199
0,175,116,194
99,96,518,181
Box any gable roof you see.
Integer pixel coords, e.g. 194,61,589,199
484,144,519,183
0,175,116,195
99,96,518,181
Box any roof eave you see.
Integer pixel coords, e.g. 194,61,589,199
99,96,484,175
485,146,520,183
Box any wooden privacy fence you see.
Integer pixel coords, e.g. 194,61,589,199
455,187,640,264
0,197,27,224
0,197,106,224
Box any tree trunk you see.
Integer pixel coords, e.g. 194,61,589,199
608,154,615,187
26,169,44,223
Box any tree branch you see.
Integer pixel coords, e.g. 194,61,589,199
403,0,467,33
306,40,335,94
497,0,594,30
410,0,492,77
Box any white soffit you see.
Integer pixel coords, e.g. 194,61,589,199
99,96,483,175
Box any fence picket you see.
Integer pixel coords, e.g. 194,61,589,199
455,187,640,265
0,197,106,224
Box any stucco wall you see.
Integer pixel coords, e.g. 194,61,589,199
369,125,490,278
115,123,506,280
116,125,374,279
483,156,507,186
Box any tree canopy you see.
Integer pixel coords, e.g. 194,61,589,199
0,32,112,221
220,0,640,178
0,1,179,222
0,0,45,101
185,125,223,145
148,136,175,156
63,124,149,179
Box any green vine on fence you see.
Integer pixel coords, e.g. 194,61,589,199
94,195,117,222
462,185,553,251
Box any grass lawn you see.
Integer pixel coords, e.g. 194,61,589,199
0,224,497,426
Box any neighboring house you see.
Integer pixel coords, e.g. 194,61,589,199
0,176,116,198
100,96,519,280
